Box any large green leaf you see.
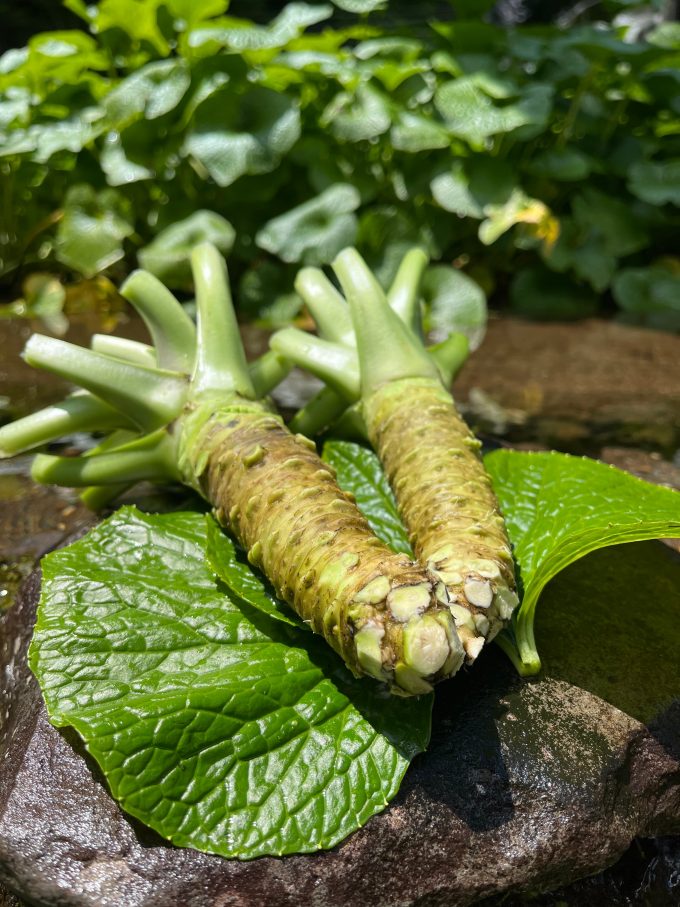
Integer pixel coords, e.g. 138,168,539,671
104,60,191,127
138,210,235,288
255,183,360,265
434,78,552,145
188,4,333,51
30,507,431,859
485,450,680,673
205,515,307,629
183,86,300,187
55,185,134,277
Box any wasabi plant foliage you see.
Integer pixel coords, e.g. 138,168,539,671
30,444,680,858
1,1,679,324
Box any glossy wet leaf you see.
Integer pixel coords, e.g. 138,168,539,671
138,210,235,288
55,185,134,277
189,4,332,51
255,184,360,265
183,86,300,187
485,450,680,672
421,265,487,350
30,507,432,859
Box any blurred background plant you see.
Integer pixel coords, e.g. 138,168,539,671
0,0,678,331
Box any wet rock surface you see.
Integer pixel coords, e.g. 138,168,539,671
455,317,680,454
1,314,680,905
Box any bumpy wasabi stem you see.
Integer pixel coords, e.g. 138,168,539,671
0,242,464,696
333,249,518,657
362,378,517,653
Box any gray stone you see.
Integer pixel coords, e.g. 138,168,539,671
1,541,679,907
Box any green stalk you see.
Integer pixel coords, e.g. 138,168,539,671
0,392,131,458
429,333,469,387
32,429,178,486
270,328,359,400
190,243,255,400
120,270,196,372
332,248,438,393
289,386,348,437
79,429,139,511
386,247,427,337
90,334,157,366
295,267,353,343
23,335,188,431
248,349,292,398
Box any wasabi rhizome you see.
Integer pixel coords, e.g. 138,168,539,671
0,243,465,696
271,247,519,662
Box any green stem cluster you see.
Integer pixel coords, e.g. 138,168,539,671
0,242,466,696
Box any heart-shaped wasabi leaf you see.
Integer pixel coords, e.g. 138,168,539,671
30,507,431,859
484,450,680,673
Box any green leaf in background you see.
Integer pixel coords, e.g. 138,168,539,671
55,185,134,277
421,265,487,349
188,3,333,52
138,210,235,288
322,84,391,143
255,183,360,265
30,507,432,859
100,131,154,186
510,266,598,320
205,515,307,629
628,160,680,206
391,111,450,153
183,86,300,187
331,0,386,11
431,158,516,219
435,78,552,145
322,441,412,556
431,162,483,218
485,450,680,673
613,266,680,330
104,60,191,126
